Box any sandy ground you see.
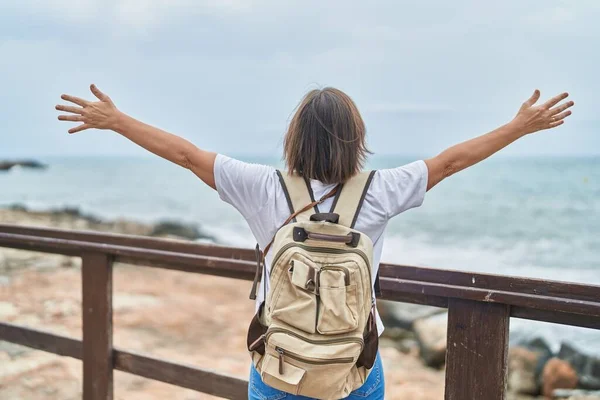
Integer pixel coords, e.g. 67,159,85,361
0,256,445,400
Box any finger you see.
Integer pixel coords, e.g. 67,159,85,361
61,94,89,107
548,120,564,129
542,92,569,109
549,100,575,116
68,124,90,134
552,110,572,121
58,114,85,122
523,89,541,107
90,84,110,102
55,104,84,114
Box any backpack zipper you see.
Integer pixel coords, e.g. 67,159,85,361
320,265,350,286
274,346,354,375
266,327,363,349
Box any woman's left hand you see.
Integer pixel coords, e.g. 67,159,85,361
512,90,574,135
56,84,121,134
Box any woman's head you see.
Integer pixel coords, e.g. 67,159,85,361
283,87,371,184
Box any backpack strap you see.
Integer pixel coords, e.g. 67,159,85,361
332,170,382,298
276,171,296,217
277,170,316,222
332,170,376,228
249,174,339,300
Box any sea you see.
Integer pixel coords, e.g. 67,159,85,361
1,155,599,354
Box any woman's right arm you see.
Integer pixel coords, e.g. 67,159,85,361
56,84,217,189
424,90,574,191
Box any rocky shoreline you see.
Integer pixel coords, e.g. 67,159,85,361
378,301,600,399
0,207,599,399
0,160,47,172
0,204,214,241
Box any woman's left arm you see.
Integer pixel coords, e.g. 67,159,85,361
424,90,574,191
56,84,217,189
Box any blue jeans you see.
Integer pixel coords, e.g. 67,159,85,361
248,353,384,400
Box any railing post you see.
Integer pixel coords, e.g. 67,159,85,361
82,252,113,400
444,298,510,400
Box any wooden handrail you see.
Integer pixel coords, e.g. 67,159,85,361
0,223,599,400
4,224,598,302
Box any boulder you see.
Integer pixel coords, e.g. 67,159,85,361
0,160,47,171
558,343,600,391
413,312,448,368
509,347,543,395
542,357,578,397
150,220,213,241
48,206,103,224
508,338,554,395
7,203,28,212
378,300,446,330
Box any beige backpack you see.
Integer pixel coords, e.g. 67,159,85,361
247,170,380,400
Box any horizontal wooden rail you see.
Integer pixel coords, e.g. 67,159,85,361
1,229,599,327
0,224,255,260
0,322,247,398
0,232,256,281
1,223,599,399
3,224,598,302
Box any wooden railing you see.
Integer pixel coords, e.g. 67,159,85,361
0,224,599,399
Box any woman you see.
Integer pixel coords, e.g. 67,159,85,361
56,85,573,399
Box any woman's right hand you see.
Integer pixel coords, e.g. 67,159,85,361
56,84,121,134
512,90,574,135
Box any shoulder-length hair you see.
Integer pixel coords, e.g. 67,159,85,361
283,87,371,184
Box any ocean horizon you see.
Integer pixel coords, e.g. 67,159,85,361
2,154,599,353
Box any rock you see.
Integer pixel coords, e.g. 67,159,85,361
509,347,542,395
508,338,554,395
378,301,446,330
0,275,10,286
542,357,579,397
150,220,213,241
0,341,30,358
381,326,415,341
553,389,600,399
413,312,448,368
7,203,28,212
558,343,600,391
48,206,103,224
398,339,420,356
0,160,47,171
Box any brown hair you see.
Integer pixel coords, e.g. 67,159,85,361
283,87,371,184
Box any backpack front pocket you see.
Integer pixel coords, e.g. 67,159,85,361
317,267,359,334
271,259,318,334
261,353,306,395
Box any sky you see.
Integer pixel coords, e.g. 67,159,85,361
0,0,598,158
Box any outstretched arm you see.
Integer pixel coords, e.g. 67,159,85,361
424,90,574,191
56,84,217,189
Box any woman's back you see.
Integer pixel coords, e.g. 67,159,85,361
214,153,429,334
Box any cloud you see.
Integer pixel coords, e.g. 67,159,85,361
0,0,598,156
365,103,454,114
0,0,101,22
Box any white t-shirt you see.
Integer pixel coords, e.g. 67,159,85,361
214,154,429,334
